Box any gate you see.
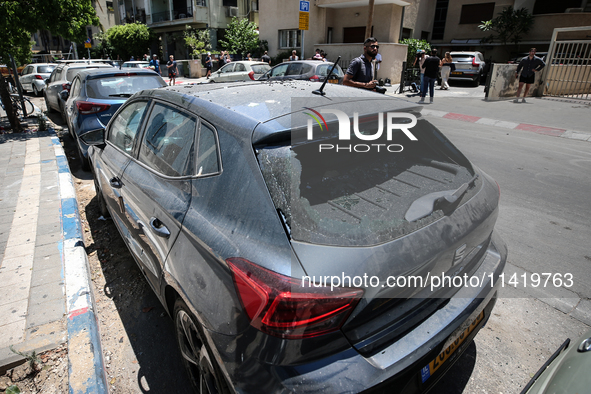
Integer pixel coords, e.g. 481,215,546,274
542,26,591,100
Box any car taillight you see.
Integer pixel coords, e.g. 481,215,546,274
76,101,111,115
62,83,71,92
309,75,320,82
248,71,255,80
34,75,44,80
228,257,363,339
472,57,478,67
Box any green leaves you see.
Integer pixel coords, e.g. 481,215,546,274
399,39,431,67
105,23,152,61
6,385,21,394
184,27,211,58
218,17,261,56
478,6,534,47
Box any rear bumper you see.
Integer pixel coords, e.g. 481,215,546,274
210,231,507,394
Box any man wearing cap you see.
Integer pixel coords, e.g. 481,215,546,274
149,54,161,75
205,52,212,79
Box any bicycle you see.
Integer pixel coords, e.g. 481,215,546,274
1,93,35,117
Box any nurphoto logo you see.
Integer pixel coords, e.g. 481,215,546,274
304,108,418,153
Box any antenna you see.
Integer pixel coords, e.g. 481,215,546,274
312,56,341,96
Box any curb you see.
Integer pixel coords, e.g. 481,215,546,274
420,109,591,142
51,130,108,394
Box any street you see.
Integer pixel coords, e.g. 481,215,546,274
28,83,591,393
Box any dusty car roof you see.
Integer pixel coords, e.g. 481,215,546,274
76,67,159,79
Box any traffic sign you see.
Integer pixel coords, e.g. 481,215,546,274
299,0,310,12
299,11,309,30
84,43,92,48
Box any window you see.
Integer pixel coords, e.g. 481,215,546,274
235,63,246,72
195,0,206,6
220,64,234,73
70,78,81,97
533,0,583,14
421,31,430,41
223,0,237,6
108,101,148,154
270,64,288,77
106,1,114,11
459,3,495,24
196,122,220,176
432,0,449,40
279,30,301,49
139,103,196,177
401,28,412,39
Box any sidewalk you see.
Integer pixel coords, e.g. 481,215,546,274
0,116,106,392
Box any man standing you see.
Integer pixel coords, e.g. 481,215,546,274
343,37,380,91
514,48,545,103
261,51,271,65
205,52,213,79
167,55,178,86
289,50,299,61
419,48,441,103
149,54,161,76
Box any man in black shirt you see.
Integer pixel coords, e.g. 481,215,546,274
419,49,441,103
344,37,380,91
514,48,545,103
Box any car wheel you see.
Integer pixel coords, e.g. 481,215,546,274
59,102,67,124
45,94,54,113
33,85,40,97
473,74,481,87
93,177,110,218
78,142,91,172
174,298,229,394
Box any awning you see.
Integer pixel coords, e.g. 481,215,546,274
316,0,410,9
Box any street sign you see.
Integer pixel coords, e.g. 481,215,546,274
84,43,92,48
299,0,310,12
299,11,309,30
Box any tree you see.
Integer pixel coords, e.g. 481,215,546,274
0,0,99,132
399,39,431,67
479,7,535,53
219,17,260,57
105,23,152,61
184,27,211,60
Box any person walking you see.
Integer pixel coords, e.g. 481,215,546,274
167,55,178,86
343,37,382,92
440,52,453,90
149,54,161,76
261,51,271,65
205,52,212,79
419,49,441,103
514,48,546,103
289,50,299,61
413,49,428,93
374,52,382,78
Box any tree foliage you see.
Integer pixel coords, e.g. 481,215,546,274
0,0,100,132
184,27,211,59
399,38,431,67
219,17,260,56
479,6,535,47
104,23,152,61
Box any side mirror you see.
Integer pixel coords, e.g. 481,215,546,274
79,128,105,147
44,78,50,84
59,90,69,101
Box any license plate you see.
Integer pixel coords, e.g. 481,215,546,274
420,310,485,383
328,78,338,84
451,71,462,76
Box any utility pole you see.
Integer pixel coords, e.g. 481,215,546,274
365,0,375,40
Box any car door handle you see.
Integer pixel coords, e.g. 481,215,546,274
110,177,122,188
150,217,170,238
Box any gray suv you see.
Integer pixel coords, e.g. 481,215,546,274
84,81,506,393
449,51,486,86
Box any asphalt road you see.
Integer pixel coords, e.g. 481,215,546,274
28,83,591,393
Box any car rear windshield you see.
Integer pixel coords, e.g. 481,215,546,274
453,55,475,61
66,67,104,81
38,65,56,73
86,75,163,98
257,118,475,247
251,64,271,74
316,63,344,77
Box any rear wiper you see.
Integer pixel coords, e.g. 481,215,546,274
404,175,478,222
109,93,133,97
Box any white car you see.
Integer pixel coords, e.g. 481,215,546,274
449,51,486,86
121,61,151,69
209,61,271,82
19,63,57,96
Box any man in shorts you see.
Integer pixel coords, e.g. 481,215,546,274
167,55,178,86
514,48,546,103
205,52,213,79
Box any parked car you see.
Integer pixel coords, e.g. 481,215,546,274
522,329,591,394
63,68,166,170
449,51,486,86
44,62,114,121
19,63,57,96
208,60,271,82
122,61,151,69
83,80,506,394
259,60,345,84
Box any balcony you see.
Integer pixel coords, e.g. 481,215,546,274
150,5,194,24
173,6,193,20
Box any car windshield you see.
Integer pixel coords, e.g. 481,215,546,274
316,63,344,77
86,75,163,98
251,64,271,74
453,55,475,61
257,118,475,247
66,67,105,81
38,65,56,73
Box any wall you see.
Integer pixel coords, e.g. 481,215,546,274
485,63,543,100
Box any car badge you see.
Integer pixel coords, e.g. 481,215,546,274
452,244,467,266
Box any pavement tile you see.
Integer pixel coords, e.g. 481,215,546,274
29,281,65,305
26,298,66,328
35,232,61,247
31,265,64,288
0,253,34,272
571,299,591,327
0,320,26,349
0,283,29,306
25,320,66,343
0,266,32,288
0,299,28,325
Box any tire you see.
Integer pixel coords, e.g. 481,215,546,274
473,74,481,87
78,141,91,172
33,85,40,97
59,101,67,124
93,177,110,218
174,298,229,394
45,94,54,113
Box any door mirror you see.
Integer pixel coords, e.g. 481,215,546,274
80,128,106,147
59,90,69,101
